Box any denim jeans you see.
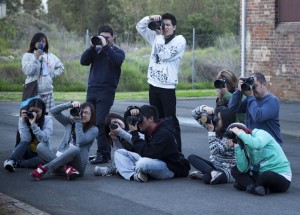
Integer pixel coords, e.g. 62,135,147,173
114,149,174,180
10,141,43,168
37,142,85,176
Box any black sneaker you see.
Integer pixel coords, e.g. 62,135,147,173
254,186,270,196
4,159,15,172
210,171,224,185
246,184,256,195
90,154,109,164
233,182,246,191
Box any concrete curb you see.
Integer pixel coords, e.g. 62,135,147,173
0,192,50,215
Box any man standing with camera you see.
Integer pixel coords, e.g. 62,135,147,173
228,72,283,145
80,25,125,164
136,13,186,152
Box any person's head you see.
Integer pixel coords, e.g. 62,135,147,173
161,13,177,37
216,69,238,93
104,113,128,141
250,72,268,98
214,106,236,136
80,102,96,132
28,32,49,53
98,25,114,45
27,98,47,120
137,105,159,132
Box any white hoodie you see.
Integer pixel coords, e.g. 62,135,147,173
22,52,64,95
136,16,186,89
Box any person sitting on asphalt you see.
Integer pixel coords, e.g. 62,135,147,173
113,105,190,182
228,72,283,145
4,98,53,171
227,123,292,196
94,112,137,176
30,101,98,181
188,106,237,185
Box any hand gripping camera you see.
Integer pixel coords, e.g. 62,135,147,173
148,20,165,30
126,115,143,126
25,110,37,119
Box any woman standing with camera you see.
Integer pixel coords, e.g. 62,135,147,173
30,101,98,181
188,106,237,185
22,32,64,111
4,98,53,171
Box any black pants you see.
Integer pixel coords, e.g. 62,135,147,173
86,90,114,157
149,84,182,152
188,154,227,184
231,166,291,193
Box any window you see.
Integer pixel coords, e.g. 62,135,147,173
278,0,300,22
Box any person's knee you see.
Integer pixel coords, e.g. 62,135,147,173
36,142,47,154
135,157,151,172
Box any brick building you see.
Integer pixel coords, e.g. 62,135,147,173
243,0,300,101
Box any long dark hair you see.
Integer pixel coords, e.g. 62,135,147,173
27,32,49,53
104,113,128,142
81,102,96,132
27,98,47,129
215,107,236,138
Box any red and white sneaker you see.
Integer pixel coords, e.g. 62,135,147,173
30,164,47,181
64,165,80,180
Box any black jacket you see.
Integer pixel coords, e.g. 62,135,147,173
131,117,190,177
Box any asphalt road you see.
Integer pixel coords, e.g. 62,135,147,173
0,99,299,215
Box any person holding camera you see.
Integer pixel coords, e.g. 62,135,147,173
4,98,53,172
228,72,283,145
113,105,190,182
30,101,98,181
226,123,291,196
94,112,137,176
136,13,186,153
80,25,125,165
188,106,237,185
22,32,64,111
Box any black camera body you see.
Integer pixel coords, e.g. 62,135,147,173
26,110,36,119
200,112,218,126
109,121,119,130
70,107,81,117
223,130,245,148
214,79,226,89
126,115,143,126
148,21,165,30
240,77,255,91
91,36,102,46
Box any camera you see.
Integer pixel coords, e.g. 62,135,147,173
38,42,43,51
126,115,143,126
91,36,103,46
148,21,165,30
25,110,36,119
109,121,120,130
199,112,218,126
223,130,245,148
70,107,81,117
214,79,226,89
240,77,255,91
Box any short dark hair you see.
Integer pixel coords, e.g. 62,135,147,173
161,13,177,26
98,25,114,36
140,105,159,123
251,72,266,84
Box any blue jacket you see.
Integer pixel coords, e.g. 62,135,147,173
80,45,125,92
228,91,283,144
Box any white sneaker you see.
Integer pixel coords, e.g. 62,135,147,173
4,159,15,172
133,172,148,182
210,170,223,185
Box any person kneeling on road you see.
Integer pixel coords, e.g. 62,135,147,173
30,101,98,181
114,105,190,182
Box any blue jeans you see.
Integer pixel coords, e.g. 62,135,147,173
10,141,44,168
37,142,85,176
114,149,175,180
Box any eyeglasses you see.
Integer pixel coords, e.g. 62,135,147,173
82,111,91,115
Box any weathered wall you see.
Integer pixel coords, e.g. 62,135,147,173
244,0,300,101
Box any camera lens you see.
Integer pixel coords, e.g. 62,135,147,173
91,36,102,46
70,107,81,117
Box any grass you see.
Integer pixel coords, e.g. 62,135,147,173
0,89,216,102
